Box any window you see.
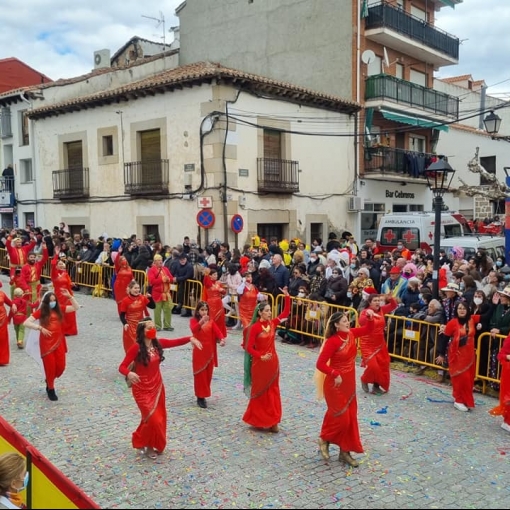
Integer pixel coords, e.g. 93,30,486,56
411,5,427,22
309,223,323,245
102,135,113,156
24,212,35,228
396,63,404,80
410,70,427,87
392,204,424,213
19,110,29,146
444,224,463,238
1,107,12,138
367,56,382,77
142,224,160,242
20,159,33,183
480,156,496,185
409,135,425,153
409,204,424,212
257,224,284,242
263,129,283,181
361,203,385,239
380,227,420,250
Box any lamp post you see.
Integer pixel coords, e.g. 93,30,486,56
424,158,456,299
483,111,510,265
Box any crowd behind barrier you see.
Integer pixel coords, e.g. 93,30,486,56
0,240,506,394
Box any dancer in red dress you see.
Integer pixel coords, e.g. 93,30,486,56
202,268,227,338
51,246,78,336
490,333,510,432
5,231,36,293
315,309,375,466
0,283,17,365
119,281,152,353
237,272,264,332
358,293,397,394
437,302,479,412
24,290,80,400
242,289,290,432
119,319,202,459
190,300,226,408
113,246,134,314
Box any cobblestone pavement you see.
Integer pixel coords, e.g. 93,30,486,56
1,274,509,509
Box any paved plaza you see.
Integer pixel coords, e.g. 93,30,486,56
1,274,509,509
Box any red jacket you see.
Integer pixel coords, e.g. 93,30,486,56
147,265,174,302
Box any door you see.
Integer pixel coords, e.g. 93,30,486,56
140,129,161,188
257,224,284,244
263,129,282,183
65,141,83,192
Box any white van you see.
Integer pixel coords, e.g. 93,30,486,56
376,212,471,254
439,235,505,261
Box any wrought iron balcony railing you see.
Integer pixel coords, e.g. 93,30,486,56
365,74,459,119
363,146,442,179
257,158,299,193
124,159,169,195
52,167,89,199
365,3,459,61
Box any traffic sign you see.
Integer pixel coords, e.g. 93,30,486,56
196,209,215,229
231,214,244,234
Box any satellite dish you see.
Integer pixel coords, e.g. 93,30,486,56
361,50,376,65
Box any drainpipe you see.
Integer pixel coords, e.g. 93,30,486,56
20,92,38,227
479,85,487,130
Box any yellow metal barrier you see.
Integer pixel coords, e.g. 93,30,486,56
385,314,441,370
274,294,359,343
0,247,8,271
475,332,505,393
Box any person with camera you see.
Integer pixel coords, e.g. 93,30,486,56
437,301,480,412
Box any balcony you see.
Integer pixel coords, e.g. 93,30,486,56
257,158,299,193
365,74,459,119
124,159,170,195
365,3,459,67
52,168,89,199
363,146,440,181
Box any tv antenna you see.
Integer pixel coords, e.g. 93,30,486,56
142,11,166,51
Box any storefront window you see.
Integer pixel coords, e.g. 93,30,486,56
361,203,385,240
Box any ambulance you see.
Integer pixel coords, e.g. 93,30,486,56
376,212,471,254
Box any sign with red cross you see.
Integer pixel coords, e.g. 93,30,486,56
402,229,417,245
197,196,213,209
383,229,396,243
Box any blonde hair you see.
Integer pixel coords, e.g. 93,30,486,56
13,287,24,297
0,452,25,495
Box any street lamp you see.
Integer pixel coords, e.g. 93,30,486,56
424,158,456,298
483,111,502,136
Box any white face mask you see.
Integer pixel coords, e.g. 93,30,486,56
473,297,483,306
297,292,306,298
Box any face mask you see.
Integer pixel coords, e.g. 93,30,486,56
418,293,423,300
397,245,403,250
297,292,306,298
473,297,483,305
14,472,29,493
331,273,339,278
497,261,503,267
381,270,387,278
350,263,356,269
146,328,157,340
49,301,56,309
460,283,465,291
347,291,353,299
310,257,317,263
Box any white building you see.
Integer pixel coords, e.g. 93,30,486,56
0,57,359,246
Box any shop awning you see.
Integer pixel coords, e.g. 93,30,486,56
380,109,449,132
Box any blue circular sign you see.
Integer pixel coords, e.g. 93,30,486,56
231,214,244,234
197,209,215,229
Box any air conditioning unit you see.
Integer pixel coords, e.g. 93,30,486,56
0,192,11,205
93,49,111,69
348,196,364,211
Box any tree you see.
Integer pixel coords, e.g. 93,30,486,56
457,147,509,201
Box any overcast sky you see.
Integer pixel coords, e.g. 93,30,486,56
2,0,508,98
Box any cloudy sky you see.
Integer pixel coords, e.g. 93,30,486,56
1,0,508,98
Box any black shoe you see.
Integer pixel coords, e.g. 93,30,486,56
197,398,207,409
172,307,181,315
47,389,58,401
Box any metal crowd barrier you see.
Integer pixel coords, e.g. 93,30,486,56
475,332,506,393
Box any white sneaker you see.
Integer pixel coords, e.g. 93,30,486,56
453,402,468,412
501,422,510,433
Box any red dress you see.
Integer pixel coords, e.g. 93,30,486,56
32,308,67,390
490,335,510,424
190,317,224,399
119,294,151,353
118,337,190,453
51,257,77,336
239,284,259,329
443,316,479,408
316,322,374,453
243,296,290,429
203,275,227,338
114,256,134,312
358,299,397,392
0,291,14,365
